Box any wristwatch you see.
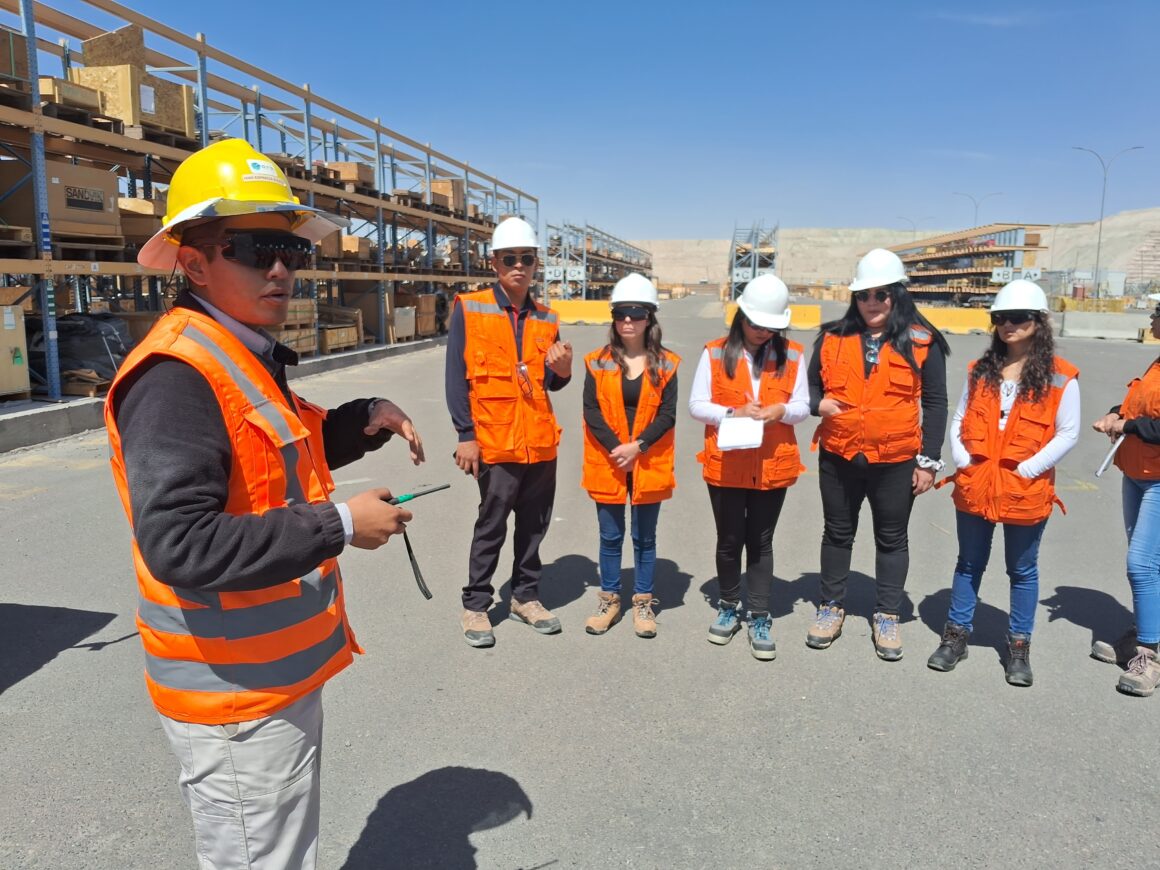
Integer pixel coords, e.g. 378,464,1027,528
725,407,735,418
637,439,649,454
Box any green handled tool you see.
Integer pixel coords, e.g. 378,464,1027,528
384,483,450,600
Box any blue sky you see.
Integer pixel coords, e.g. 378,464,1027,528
31,0,1160,238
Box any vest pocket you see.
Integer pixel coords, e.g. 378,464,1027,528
884,359,917,397
474,395,517,427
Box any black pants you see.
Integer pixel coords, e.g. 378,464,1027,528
463,459,557,612
707,484,788,614
818,449,915,614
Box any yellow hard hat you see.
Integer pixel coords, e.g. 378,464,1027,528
138,138,347,270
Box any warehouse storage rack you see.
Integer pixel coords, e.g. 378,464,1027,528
543,222,651,300
727,221,777,299
0,0,537,399
889,224,1049,304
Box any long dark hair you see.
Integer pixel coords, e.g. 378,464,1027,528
722,312,786,379
820,283,950,371
970,311,1055,403
605,311,668,386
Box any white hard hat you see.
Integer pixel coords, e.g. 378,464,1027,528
850,248,909,292
737,274,791,330
991,279,1048,313
609,273,658,308
491,217,538,251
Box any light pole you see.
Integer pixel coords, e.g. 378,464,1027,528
952,191,1002,227
1073,145,1143,298
897,215,935,242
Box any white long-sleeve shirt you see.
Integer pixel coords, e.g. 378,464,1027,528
688,346,811,428
949,376,1080,478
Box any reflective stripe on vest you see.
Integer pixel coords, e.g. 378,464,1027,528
144,622,349,693
137,567,337,640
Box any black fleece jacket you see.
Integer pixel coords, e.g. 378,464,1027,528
111,297,392,593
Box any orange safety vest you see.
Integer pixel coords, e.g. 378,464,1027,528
815,327,932,463
105,308,360,725
951,357,1078,525
458,287,562,465
1115,358,1160,480
581,347,680,505
696,336,804,490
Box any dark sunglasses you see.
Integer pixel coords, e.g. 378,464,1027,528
744,316,775,333
854,289,891,304
500,253,537,268
197,231,314,271
612,306,650,322
990,310,1035,327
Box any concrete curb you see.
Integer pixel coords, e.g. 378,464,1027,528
0,336,447,454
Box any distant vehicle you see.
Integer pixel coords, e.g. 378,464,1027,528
965,295,992,308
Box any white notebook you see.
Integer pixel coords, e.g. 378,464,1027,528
716,416,764,451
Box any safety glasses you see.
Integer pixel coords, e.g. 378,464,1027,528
500,253,537,268
199,231,315,271
854,289,890,304
612,306,650,322
744,316,775,333
990,310,1035,327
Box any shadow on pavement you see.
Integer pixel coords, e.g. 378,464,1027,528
340,766,536,870
1041,585,1134,648
918,588,1010,659
492,553,596,622
0,603,118,696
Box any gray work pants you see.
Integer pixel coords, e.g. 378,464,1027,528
159,688,323,869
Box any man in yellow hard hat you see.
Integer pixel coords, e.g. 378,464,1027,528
105,139,423,868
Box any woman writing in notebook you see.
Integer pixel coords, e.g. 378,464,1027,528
689,275,809,661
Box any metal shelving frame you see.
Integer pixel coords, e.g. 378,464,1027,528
543,222,651,300
727,221,778,300
0,0,538,398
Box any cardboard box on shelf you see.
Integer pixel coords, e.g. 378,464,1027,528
39,76,103,112
0,27,29,86
69,64,195,137
341,235,372,260
326,161,375,187
393,306,416,340
0,160,121,236
429,178,465,213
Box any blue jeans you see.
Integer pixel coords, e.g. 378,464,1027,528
596,499,661,595
1122,475,1160,644
948,510,1046,636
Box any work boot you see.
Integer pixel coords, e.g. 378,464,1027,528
747,611,776,661
1005,633,1033,687
927,622,970,672
806,603,845,649
461,609,495,648
509,599,562,635
1092,626,1137,666
872,611,903,661
584,591,621,635
708,599,742,645
631,594,658,639
1118,646,1160,697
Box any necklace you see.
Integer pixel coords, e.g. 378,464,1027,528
1000,380,1018,399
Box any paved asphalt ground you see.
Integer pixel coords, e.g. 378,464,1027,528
2,294,1157,869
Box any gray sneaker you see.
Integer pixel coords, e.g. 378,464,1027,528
708,600,742,645
461,609,495,648
1092,627,1137,666
747,611,776,661
1118,646,1160,697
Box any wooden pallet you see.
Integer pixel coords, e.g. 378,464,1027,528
40,102,124,135
53,233,127,262
0,389,32,402
124,122,198,151
0,81,32,110
60,377,112,397
340,182,380,198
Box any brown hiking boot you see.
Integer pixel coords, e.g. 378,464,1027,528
1092,627,1137,666
584,591,621,635
509,599,562,635
631,594,658,638
1118,646,1160,697
461,609,495,648
872,611,903,661
806,603,845,649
